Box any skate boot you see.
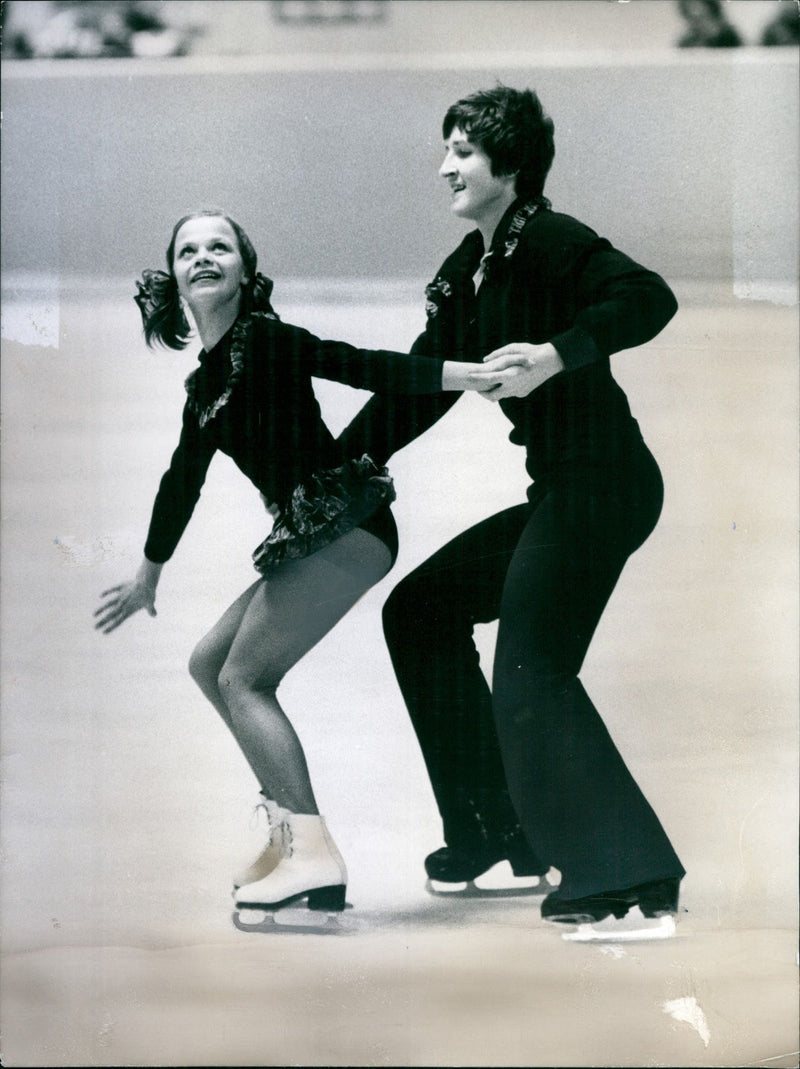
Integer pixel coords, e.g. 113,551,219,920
232,798,288,892
426,828,545,881
232,813,348,934
541,877,681,943
426,812,555,897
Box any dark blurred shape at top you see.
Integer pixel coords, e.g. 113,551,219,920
2,0,202,59
271,1,387,24
760,3,800,46
676,0,742,48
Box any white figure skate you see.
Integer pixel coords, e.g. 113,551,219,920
232,798,288,892
232,813,350,935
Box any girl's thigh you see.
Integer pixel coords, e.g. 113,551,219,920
224,528,393,688
191,578,263,677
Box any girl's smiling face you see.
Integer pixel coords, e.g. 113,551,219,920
171,216,250,314
439,126,517,227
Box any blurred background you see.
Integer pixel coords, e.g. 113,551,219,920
1,0,798,305
3,0,799,60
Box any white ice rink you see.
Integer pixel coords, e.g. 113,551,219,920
1,288,797,1066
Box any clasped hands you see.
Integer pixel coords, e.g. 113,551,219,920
467,342,564,400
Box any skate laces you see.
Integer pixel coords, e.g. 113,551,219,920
283,820,294,858
250,800,286,847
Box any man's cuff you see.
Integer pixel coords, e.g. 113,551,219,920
549,326,602,372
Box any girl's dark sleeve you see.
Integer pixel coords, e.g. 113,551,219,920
143,403,216,563
536,216,679,372
334,330,462,468
258,317,445,394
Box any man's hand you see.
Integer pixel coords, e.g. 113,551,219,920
468,342,565,400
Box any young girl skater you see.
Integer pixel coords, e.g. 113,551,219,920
93,209,503,920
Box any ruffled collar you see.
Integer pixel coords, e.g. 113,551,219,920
424,198,547,319
185,311,275,428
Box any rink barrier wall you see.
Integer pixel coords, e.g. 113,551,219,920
1,50,797,298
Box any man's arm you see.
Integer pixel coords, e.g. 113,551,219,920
335,331,462,465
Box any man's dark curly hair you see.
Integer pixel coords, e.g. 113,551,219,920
443,85,555,203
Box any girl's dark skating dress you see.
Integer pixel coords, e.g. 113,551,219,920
143,310,445,571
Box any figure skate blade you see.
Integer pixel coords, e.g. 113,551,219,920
232,906,352,935
426,867,557,899
560,909,677,944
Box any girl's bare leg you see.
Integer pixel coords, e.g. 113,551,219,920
191,529,391,812
188,579,262,731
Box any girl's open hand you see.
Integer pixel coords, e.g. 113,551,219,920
94,579,157,634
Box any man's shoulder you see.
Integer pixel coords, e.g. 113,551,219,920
522,208,601,246
434,229,484,277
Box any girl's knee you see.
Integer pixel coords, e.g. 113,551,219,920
188,639,218,691
217,661,281,712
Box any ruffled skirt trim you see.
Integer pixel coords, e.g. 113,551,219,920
252,455,396,575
